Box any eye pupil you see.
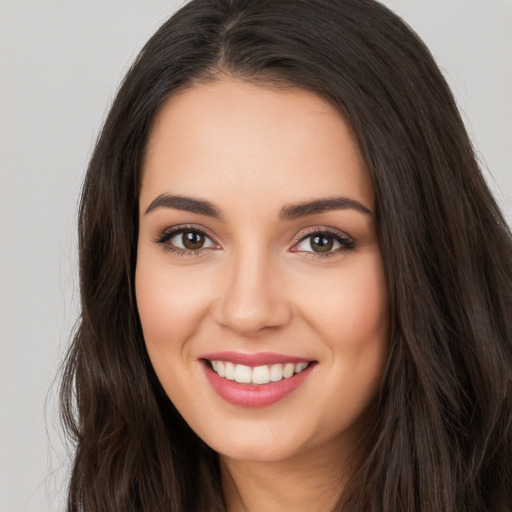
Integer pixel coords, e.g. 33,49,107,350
311,234,334,253
182,231,205,250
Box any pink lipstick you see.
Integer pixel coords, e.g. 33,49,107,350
200,351,316,407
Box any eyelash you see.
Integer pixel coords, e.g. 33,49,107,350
153,224,355,259
291,227,355,259
153,224,219,257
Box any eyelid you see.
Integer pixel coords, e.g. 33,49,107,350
155,223,219,243
292,226,353,244
289,226,355,256
153,224,221,256
153,223,355,259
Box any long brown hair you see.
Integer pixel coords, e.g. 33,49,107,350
60,0,512,510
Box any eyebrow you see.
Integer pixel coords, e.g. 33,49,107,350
145,194,224,218
144,193,373,219
279,197,374,220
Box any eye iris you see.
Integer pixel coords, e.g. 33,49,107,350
182,231,205,250
311,234,334,253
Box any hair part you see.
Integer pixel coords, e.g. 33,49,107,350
60,1,512,510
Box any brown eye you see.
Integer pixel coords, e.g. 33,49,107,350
310,234,334,253
155,227,218,255
292,229,355,257
182,231,205,250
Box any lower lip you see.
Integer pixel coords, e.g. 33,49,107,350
202,361,315,407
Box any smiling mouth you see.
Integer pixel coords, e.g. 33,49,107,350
200,354,317,407
206,359,312,385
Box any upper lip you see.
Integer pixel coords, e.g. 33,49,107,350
200,351,313,366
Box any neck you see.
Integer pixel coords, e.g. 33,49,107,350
220,438,359,512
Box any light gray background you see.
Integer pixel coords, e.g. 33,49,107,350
1,1,510,511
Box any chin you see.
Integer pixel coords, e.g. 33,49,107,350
198,417,319,464
216,439,303,464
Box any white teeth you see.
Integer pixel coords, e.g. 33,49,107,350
217,361,226,377
270,364,283,381
283,363,295,379
252,365,271,384
225,362,236,380
234,364,252,383
209,360,311,384
295,362,308,374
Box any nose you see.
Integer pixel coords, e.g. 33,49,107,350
212,248,292,337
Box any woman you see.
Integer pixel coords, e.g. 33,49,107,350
60,0,512,510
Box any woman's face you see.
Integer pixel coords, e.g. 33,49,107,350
136,79,389,463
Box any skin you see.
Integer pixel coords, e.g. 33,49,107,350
136,78,389,511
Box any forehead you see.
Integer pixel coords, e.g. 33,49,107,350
140,78,373,213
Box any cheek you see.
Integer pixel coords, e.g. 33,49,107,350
329,257,389,377
134,251,219,420
336,276,388,346
297,254,389,423
299,253,388,344
135,251,212,362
